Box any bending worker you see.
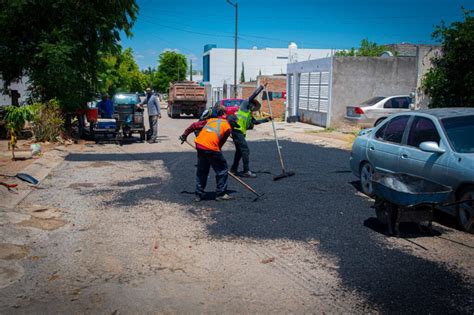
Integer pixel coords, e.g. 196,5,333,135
179,106,233,202
230,85,271,178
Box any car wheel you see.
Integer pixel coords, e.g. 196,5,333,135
360,162,375,197
457,186,474,234
374,118,386,127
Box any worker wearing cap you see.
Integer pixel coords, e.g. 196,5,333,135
179,107,233,202
142,88,161,143
230,85,271,178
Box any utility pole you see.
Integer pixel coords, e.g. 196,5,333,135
227,0,238,98
190,59,193,81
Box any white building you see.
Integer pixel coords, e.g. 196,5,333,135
203,43,335,100
0,76,30,106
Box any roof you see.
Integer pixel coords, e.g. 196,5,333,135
416,108,474,119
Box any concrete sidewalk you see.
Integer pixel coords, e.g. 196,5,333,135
1,147,69,209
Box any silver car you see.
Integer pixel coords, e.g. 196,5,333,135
350,108,474,233
346,95,413,127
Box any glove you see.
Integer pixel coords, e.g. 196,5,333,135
179,134,187,144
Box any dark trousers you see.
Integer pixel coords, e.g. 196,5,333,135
148,115,159,140
231,130,250,172
196,149,228,197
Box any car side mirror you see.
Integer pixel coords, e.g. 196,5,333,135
419,141,445,154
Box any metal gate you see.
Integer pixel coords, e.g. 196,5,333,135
298,71,330,127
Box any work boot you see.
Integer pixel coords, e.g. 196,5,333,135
240,171,257,178
229,168,238,175
194,195,202,202
215,193,234,201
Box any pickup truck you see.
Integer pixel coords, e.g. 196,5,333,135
167,81,206,118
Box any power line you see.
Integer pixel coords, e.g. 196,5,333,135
140,17,233,38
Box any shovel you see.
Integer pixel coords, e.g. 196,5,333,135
0,173,39,185
263,87,295,181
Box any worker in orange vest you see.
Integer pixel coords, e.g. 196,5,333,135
180,107,233,202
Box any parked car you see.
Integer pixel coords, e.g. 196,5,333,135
218,98,245,116
350,108,474,233
345,95,413,127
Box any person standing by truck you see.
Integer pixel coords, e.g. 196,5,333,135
142,88,161,143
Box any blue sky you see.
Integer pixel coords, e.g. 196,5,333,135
121,0,474,70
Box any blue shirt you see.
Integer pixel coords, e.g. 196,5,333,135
98,99,114,118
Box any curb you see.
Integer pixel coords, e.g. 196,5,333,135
1,147,69,209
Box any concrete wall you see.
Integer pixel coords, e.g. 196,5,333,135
415,45,442,109
330,56,417,127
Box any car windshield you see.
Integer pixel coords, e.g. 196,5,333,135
359,96,385,106
442,115,474,153
113,94,139,105
222,99,244,107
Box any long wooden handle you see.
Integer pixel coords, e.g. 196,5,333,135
184,140,261,197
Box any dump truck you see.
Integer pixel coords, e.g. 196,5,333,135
167,81,207,118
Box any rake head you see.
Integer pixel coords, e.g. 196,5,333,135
273,171,295,181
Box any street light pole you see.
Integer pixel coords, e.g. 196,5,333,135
227,0,238,98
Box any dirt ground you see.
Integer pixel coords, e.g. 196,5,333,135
0,114,472,314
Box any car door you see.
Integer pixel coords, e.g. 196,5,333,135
367,115,411,173
399,116,448,183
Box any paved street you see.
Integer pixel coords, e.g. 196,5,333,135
0,114,473,313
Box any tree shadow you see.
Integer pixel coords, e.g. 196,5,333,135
65,140,473,313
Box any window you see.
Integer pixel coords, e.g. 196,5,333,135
360,96,385,106
442,115,474,153
382,115,410,143
375,121,388,139
407,117,440,147
384,97,410,109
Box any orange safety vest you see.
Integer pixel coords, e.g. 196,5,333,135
195,118,231,152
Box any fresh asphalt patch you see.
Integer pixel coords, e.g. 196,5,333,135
64,139,473,314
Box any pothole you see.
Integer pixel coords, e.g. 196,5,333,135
68,183,96,189
0,244,29,260
23,204,63,219
79,161,115,168
17,217,66,230
0,261,24,289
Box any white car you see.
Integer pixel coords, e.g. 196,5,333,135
345,95,413,127
350,108,474,233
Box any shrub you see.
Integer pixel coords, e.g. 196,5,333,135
4,105,35,159
31,99,64,142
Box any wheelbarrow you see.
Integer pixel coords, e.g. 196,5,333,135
371,173,461,236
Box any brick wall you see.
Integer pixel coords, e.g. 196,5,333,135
256,75,287,119
239,82,257,100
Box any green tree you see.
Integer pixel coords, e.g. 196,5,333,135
154,51,187,93
422,9,474,108
98,48,147,94
0,0,138,111
335,39,395,57
240,62,246,83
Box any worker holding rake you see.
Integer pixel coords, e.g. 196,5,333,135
180,106,233,202
229,85,272,178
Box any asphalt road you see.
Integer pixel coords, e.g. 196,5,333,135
0,113,473,313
